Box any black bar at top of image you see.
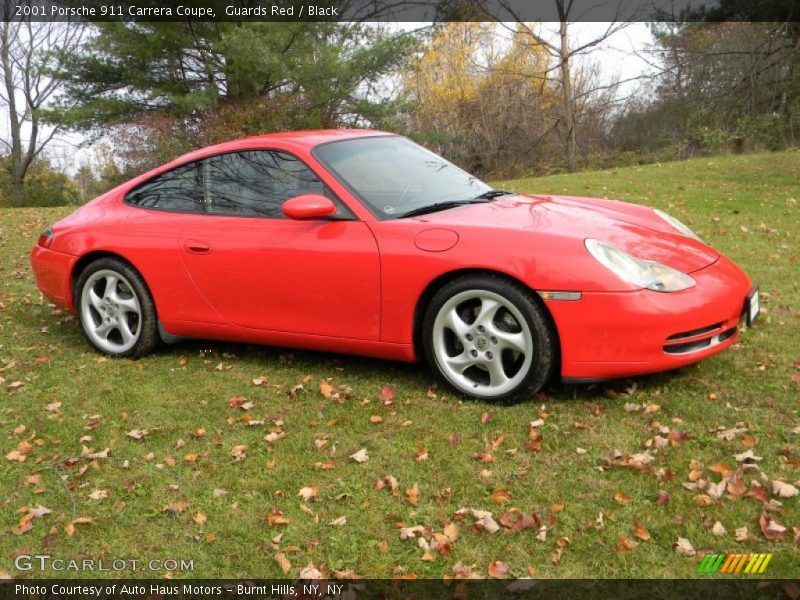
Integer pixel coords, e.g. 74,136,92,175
4,0,800,22
2,579,800,600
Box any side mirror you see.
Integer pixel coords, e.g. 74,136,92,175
282,194,337,220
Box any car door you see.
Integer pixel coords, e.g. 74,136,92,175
178,149,381,340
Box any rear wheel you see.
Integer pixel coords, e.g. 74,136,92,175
422,275,556,402
75,258,158,358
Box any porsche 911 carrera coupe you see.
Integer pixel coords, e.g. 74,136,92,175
30,130,759,402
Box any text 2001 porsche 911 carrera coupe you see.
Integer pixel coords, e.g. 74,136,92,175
30,130,759,402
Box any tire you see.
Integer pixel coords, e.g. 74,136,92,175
74,257,158,358
422,274,556,403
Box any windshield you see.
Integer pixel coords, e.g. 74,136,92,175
313,136,492,219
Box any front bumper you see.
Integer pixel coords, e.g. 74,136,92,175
30,245,79,312
547,254,753,380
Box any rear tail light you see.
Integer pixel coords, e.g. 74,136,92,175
37,227,54,248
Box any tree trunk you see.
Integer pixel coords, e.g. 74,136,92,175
8,174,24,206
2,22,25,206
559,18,577,172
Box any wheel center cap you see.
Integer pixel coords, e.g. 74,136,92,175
105,306,115,317
474,336,489,351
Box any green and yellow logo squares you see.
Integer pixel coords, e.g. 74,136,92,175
697,552,772,574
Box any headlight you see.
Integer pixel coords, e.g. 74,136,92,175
585,239,695,292
654,208,702,242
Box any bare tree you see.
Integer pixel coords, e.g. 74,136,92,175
484,0,631,171
0,14,84,206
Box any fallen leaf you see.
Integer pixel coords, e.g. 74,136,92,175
712,521,726,536
28,505,52,518
616,535,639,552
656,490,670,505
252,376,268,386
275,552,291,574
126,429,148,440
226,396,247,408
298,563,323,579
735,526,749,541
613,491,632,505
319,381,333,398
632,522,651,541
88,489,108,501
747,482,770,502
298,485,320,501
707,480,727,500
759,514,787,541
674,537,696,556
162,499,190,514
378,386,396,403
481,412,493,425
471,509,500,533
772,480,798,498
230,445,246,461
734,449,762,462
328,516,346,527
369,415,383,424
350,448,369,463
487,560,509,579
405,483,420,507
13,520,33,535
193,512,207,524
260,509,290,527
490,490,511,504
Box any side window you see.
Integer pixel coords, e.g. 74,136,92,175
125,162,203,213
204,150,348,218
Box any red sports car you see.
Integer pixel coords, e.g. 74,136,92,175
30,130,759,402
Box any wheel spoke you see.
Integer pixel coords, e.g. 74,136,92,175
444,350,478,374
94,320,114,340
116,296,139,314
474,298,501,330
485,356,509,387
444,308,470,339
496,330,527,354
102,274,119,301
88,289,104,312
117,318,135,345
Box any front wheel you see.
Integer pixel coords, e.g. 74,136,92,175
75,257,158,358
422,275,557,403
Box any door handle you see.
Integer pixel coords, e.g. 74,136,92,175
184,240,211,254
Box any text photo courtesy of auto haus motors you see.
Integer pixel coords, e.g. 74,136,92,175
3,0,799,595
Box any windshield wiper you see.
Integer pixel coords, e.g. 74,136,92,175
398,200,476,219
398,190,513,219
473,189,514,200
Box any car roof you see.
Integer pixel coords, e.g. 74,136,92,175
171,129,393,165
239,128,392,147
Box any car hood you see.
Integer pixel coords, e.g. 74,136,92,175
416,194,718,273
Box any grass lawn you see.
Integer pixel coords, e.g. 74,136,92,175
1,151,798,580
